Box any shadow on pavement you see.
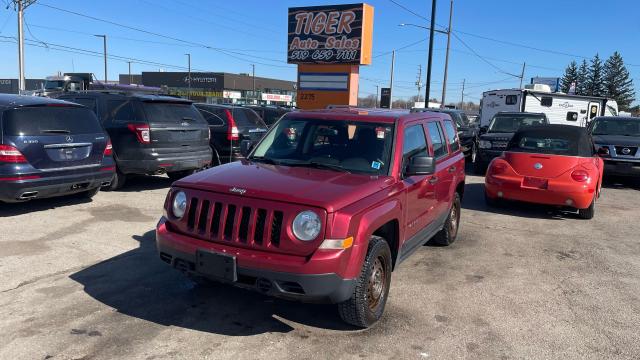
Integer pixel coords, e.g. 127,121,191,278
0,193,94,217
602,176,640,191
117,175,175,193
462,183,571,220
70,230,356,335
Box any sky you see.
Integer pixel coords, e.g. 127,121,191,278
0,0,638,105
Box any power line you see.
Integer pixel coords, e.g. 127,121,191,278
451,31,520,78
373,38,427,59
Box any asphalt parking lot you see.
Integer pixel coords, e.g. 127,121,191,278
1,173,639,360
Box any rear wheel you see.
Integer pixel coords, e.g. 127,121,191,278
577,198,595,220
167,169,196,181
432,192,461,246
106,168,127,191
338,236,392,328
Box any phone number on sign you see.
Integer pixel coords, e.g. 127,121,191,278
289,49,359,62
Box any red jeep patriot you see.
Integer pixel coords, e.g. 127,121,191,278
156,108,466,327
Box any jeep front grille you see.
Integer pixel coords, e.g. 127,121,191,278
184,197,285,248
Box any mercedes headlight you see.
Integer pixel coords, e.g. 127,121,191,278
292,210,321,241
172,191,187,219
479,140,492,149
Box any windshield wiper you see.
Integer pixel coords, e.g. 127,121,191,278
249,156,279,165
41,129,71,134
297,161,351,173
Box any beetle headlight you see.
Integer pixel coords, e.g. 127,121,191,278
479,140,492,149
172,191,187,219
292,210,321,241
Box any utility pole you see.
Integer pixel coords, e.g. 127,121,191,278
375,85,379,108
519,62,526,88
460,79,465,110
185,53,191,99
389,50,396,109
13,0,36,93
94,35,107,82
440,0,453,109
127,61,132,84
425,0,437,104
415,64,423,102
252,64,256,104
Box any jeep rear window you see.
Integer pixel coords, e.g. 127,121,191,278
252,118,394,175
142,102,205,124
2,106,103,136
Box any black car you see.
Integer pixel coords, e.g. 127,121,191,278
0,94,114,202
59,93,212,188
412,108,479,160
589,116,640,178
475,112,549,174
245,105,290,127
194,104,267,165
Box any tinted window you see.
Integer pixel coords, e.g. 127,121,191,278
591,118,640,136
196,106,225,126
488,115,547,133
427,122,448,158
232,108,267,128
69,98,97,113
442,120,460,152
107,100,136,122
3,106,103,135
402,124,428,159
142,102,204,124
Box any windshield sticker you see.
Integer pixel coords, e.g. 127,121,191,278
371,161,381,170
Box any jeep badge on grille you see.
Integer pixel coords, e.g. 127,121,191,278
229,187,247,195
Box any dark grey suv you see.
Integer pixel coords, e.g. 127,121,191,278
590,116,640,178
59,93,212,189
0,94,115,202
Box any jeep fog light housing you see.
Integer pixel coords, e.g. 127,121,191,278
292,210,321,241
172,191,187,219
479,140,492,149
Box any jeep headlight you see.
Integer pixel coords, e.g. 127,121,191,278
479,140,492,149
172,191,187,219
292,210,321,241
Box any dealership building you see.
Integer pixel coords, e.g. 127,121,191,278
119,71,296,105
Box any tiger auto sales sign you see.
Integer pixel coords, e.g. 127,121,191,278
287,3,373,65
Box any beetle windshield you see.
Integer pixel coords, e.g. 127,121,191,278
488,114,547,133
251,117,394,175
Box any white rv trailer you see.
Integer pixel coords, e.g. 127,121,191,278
479,84,619,127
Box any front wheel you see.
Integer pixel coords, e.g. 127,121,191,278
431,192,461,246
338,236,392,328
577,198,595,220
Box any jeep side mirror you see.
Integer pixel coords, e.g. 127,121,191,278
405,156,436,176
240,140,255,158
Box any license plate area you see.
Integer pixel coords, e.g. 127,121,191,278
195,250,237,282
522,177,548,189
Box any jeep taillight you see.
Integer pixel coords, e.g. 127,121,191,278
0,144,27,163
104,139,113,156
127,123,151,144
224,110,239,141
571,170,589,182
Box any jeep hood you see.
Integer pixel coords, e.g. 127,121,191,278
175,161,394,213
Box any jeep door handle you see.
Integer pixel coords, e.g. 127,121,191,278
428,177,438,185
448,166,456,173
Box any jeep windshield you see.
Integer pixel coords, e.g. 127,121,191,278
488,114,547,133
250,118,394,175
591,118,640,137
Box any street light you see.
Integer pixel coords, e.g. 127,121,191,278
94,35,107,82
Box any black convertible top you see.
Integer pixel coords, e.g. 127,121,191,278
507,124,594,157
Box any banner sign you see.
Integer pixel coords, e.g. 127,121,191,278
142,72,223,91
287,3,373,65
298,72,349,91
261,93,293,102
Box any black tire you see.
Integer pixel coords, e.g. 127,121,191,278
106,168,127,191
577,198,595,220
473,159,486,175
338,236,392,328
167,169,196,181
81,187,100,199
431,192,461,246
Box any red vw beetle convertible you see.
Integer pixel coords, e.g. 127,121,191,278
484,125,603,219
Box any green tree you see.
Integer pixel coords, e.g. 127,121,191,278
586,54,605,97
560,61,579,93
576,60,589,95
603,52,636,111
